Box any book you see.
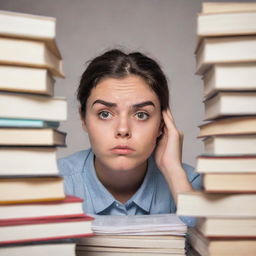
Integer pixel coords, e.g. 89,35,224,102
202,2,256,14
77,244,185,255
204,92,256,120
198,116,256,137
0,10,61,58
188,227,256,256
203,134,256,156
78,235,185,249
0,37,64,77
196,36,256,75
0,92,67,121
0,216,94,245
0,66,55,96
177,191,256,217
0,177,65,204
0,242,76,256
0,128,66,146
0,118,59,128
0,147,59,176
77,247,185,256
202,173,256,192
197,12,256,37
0,195,84,221
197,217,256,238
197,155,256,173
90,214,187,236
203,63,256,98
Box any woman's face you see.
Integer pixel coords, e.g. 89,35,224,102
83,75,162,172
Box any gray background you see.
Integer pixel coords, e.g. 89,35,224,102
1,0,254,166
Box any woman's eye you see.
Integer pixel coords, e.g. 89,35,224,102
98,111,112,120
135,112,149,120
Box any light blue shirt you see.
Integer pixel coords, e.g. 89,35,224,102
58,148,201,226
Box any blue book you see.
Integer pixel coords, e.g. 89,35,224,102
0,118,59,128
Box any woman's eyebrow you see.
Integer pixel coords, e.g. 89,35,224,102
92,99,117,108
132,101,155,109
91,99,155,109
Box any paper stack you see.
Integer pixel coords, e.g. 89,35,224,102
177,2,256,256
77,214,187,256
0,10,93,255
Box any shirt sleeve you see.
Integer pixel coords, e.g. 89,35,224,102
179,163,202,227
58,158,75,196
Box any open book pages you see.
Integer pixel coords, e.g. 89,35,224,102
91,214,187,236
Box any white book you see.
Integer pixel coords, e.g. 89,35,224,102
203,135,256,156
0,147,59,176
203,63,256,98
0,10,61,58
0,93,67,121
204,92,256,120
196,36,256,75
0,66,55,96
0,37,63,77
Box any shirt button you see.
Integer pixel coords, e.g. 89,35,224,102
116,203,119,207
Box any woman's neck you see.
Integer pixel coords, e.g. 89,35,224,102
94,158,148,204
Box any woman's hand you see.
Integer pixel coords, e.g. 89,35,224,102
154,108,183,174
154,108,192,203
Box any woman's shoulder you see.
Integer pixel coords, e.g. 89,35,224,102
58,148,92,176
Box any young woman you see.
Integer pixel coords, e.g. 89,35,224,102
58,49,201,226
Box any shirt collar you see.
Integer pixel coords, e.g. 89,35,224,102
83,150,115,214
83,150,156,214
127,156,156,213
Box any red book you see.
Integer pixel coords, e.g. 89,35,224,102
0,195,85,221
0,215,94,245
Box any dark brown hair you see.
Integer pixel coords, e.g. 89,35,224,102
77,49,169,118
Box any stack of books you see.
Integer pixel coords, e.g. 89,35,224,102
76,214,187,256
0,10,93,255
177,2,256,256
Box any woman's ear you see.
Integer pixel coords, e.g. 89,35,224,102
158,119,164,137
81,118,88,133
79,108,88,133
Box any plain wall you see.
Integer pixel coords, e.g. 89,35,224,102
1,0,253,166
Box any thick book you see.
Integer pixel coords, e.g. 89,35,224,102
77,244,185,256
204,92,256,120
0,147,59,176
0,177,65,204
198,116,256,137
0,92,67,121
0,118,59,128
0,37,64,77
202,173,256,192
196,36,256,75
0,216,94,245
0,195,84,221
0,66,55,96
177,191,256,217
0,242,76,256
78,235,185,249
203,134,256,156
197,155,256,173
197,12,256,37
0,128,66,146
197,217,256,238
188,227,256,256
0,10,61,58
202,2,256,14
203,63,256,98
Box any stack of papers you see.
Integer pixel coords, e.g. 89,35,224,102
77,214,187,256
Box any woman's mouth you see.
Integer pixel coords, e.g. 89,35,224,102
110,145,135,155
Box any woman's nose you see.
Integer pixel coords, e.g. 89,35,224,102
115,116,131,138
